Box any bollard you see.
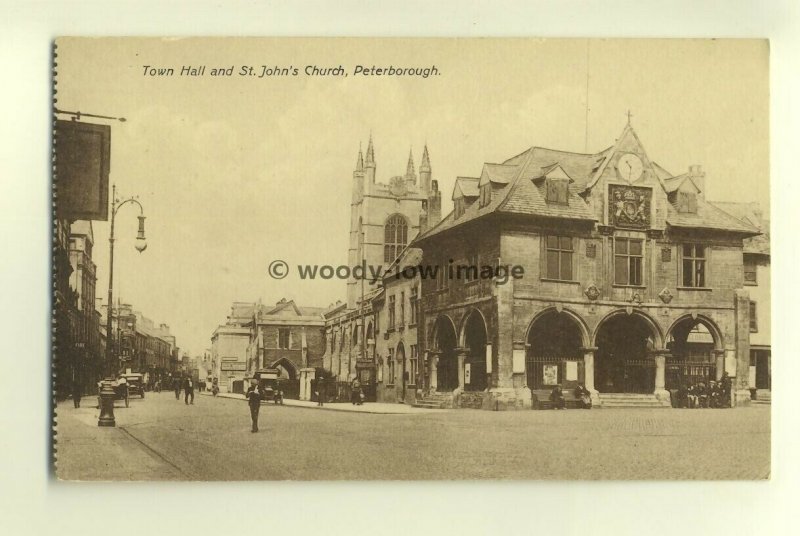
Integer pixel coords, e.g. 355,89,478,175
97,379,116,427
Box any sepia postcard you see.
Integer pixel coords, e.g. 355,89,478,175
53,37,770,481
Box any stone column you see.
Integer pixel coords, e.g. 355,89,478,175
654,355,666,391
581,347,598,392
429,352,439,392
581,347,600,406
456,349,467,390
653,351,670,403
714,350,725,381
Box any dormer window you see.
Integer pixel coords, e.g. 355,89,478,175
479,183,492,208
677,191,698,213
545,177,569,205
454,198,465,219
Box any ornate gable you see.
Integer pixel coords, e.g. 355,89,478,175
585,123,669,230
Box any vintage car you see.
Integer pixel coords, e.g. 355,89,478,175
255,368,284,404
121,373,145,399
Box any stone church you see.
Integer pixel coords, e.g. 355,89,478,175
322,136,441,402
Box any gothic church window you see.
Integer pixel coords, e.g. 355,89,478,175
384,214,408,264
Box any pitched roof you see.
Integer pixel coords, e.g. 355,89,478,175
666,197,760,235
711,201,770,254
453,177,479,199
416,145,599,243
663,173,701,193
480,163,518,185
382,246,423,280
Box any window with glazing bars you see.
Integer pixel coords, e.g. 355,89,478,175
681,244,706,287
614,237,643,286
545,236,574,281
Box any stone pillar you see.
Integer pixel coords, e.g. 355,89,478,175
714,350,725,381
299,367,316,401
733,289,752,406
457,349,467,390
581,347,598,392
429,352,439,392
653,351,670,403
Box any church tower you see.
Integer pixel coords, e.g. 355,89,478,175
346,136,441,308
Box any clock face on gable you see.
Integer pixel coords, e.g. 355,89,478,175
617,153,644,183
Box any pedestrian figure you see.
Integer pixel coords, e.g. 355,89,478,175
246,379,263,432
316,377,324,407
173,377,181,400
183,376,195,405
71,377,82,409
574,383,592,409
549,385,566,409
351,378,362,405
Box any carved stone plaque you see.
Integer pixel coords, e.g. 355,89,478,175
609,184,651,229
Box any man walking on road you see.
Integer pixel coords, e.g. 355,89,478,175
183,376,195,405
173,376,181,400
246,379,263,432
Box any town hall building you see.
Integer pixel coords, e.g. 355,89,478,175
412,121,761,409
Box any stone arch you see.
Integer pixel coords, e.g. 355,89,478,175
666,314,724,351
459,308,489,391
525,306,591,350
663,314,725,390
457,308,489,348
429,314,458,349
592,308,664,394
269,357,298,380
592,309,664,350
524,307,588,390
430,314,459,392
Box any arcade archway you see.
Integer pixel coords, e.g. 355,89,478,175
594,311,661,393
525,309,586,389
461,310,488,392
431,315,458,392
665,316,723,390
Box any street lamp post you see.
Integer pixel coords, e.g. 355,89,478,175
98,184,147,427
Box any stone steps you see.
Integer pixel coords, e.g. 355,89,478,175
755,389,771,403
597,393,672,409
412,393,453,409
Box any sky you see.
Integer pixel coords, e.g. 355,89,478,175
56,38,769,356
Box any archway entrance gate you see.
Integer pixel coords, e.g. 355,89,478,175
432,316,458,392
594,312,659,394
462,311,488,392
665,317,722,390
525,310,584,390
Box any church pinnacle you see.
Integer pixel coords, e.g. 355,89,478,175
355,143,364,172
420,144,431,172
405,148,416,178
365,133,375,167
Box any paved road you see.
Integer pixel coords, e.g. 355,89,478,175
56,391,770,480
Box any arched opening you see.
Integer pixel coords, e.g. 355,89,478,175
526,309,585,389
270,358,298,380
384,214,408,264
594,312,660,393
432,315,458,392
462,310,488,391
665,316,722,390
